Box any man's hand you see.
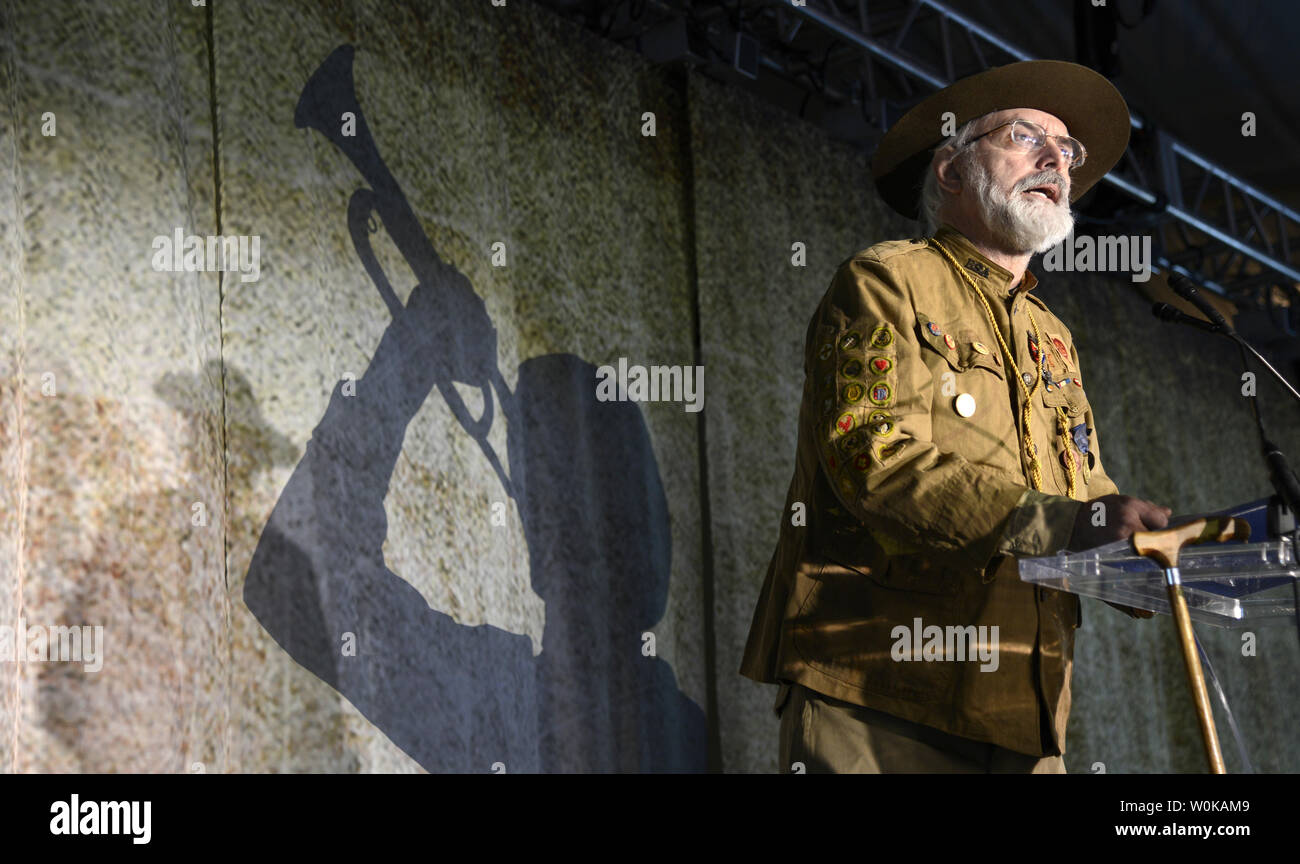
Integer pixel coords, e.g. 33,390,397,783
1069,495,1170,620
1068,494,1172,551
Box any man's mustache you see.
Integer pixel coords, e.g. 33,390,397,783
1012,171,1069,204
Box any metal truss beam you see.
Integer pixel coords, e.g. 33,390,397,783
781,0,1300,303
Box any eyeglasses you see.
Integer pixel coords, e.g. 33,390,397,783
964,119,1087,171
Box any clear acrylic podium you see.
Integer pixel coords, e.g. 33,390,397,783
1019,535,1297,626
1020,498,1298,626
1019,500,1299,772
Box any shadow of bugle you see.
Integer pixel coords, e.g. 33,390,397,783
295,44,516,498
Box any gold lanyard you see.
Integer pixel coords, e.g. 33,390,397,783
927,238,1076,496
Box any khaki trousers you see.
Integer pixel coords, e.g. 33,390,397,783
776,682,1066,774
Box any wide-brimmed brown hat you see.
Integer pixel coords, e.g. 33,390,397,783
873,60,1131,220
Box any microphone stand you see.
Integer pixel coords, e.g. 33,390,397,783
1153,275,1300,652
1230,332,1300,406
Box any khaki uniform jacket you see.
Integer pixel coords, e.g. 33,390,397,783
740,225,1126,758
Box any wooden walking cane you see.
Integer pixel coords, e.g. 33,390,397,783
1131,517,1251,774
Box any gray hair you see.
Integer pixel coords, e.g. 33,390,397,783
917,115,984,236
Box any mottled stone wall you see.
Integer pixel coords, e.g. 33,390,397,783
2,0,706,773
0,0,1295,773
0,0,223,773
214,0,706,773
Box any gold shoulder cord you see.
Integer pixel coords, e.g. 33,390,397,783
927,238,1076,498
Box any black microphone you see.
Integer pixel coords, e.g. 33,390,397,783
1158,272,1300,405
1167,272,1232,333
1151,302,1221,333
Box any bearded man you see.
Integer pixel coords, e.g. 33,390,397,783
740,60,1173,773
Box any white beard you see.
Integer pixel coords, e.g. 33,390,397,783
966,158,1075,254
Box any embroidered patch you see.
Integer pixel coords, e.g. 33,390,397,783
1046,331,1071,364
841,429,872,455
963,257,990,278
838,472,856,497
880,440,909,461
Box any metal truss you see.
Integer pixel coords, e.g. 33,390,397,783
779,1,1300,304
535,0,1300,333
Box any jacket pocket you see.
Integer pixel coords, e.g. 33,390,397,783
1040,381,1096,495
790,556,960,703
916,312,1006,380
851,551,965,596
1039,376,1089,417
819,528,962,597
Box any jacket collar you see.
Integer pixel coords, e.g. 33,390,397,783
932,224,1038,297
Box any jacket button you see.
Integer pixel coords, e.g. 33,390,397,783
1022,372,1033,386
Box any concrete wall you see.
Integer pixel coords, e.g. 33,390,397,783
0,0,1295,772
